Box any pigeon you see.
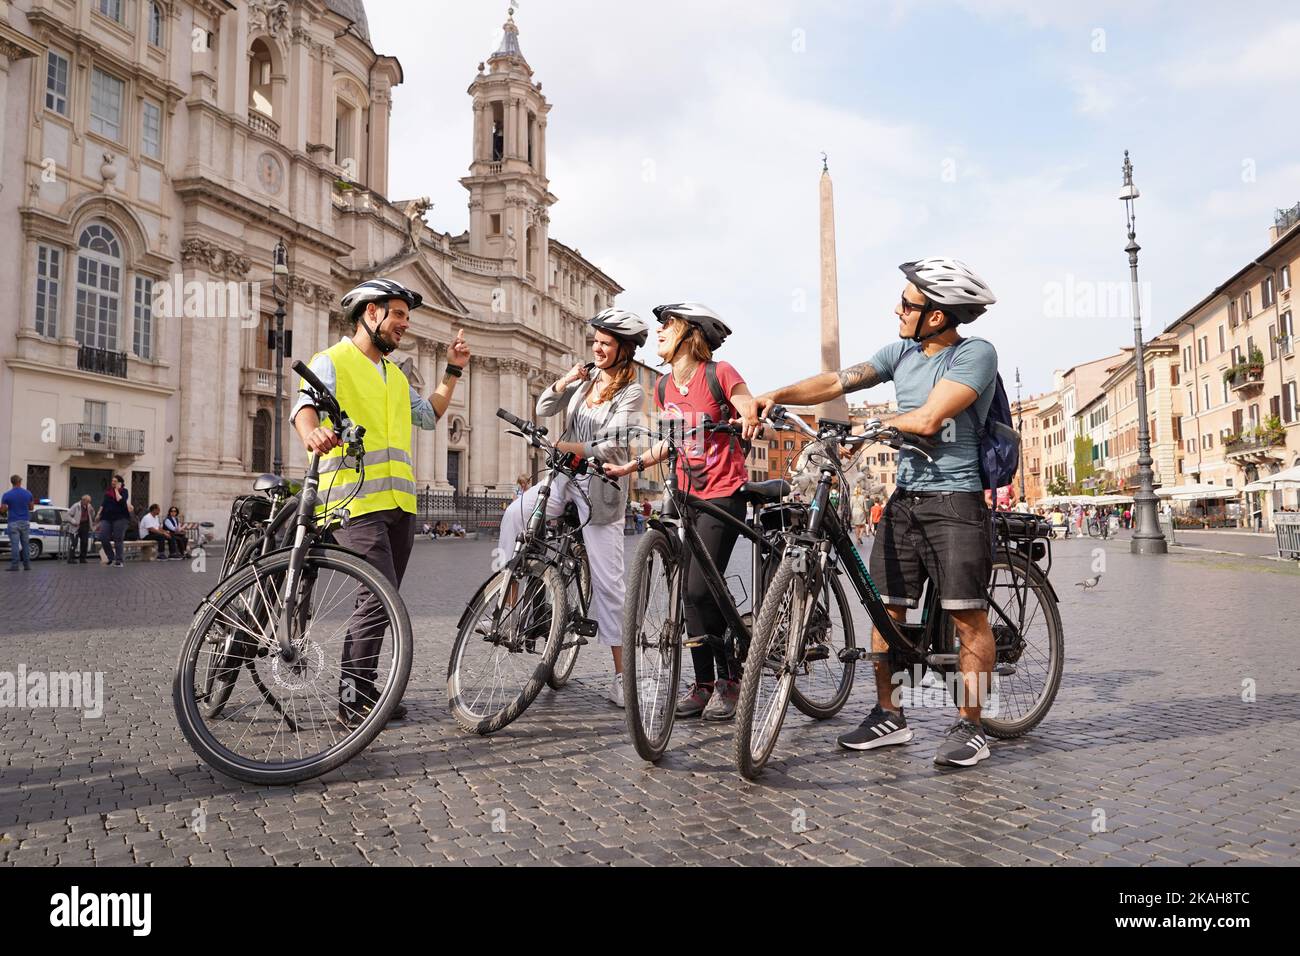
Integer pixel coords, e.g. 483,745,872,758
1075,573,1103,590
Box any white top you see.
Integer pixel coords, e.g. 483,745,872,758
140,513,161,534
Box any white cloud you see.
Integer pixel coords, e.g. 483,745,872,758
1165,20,1300,88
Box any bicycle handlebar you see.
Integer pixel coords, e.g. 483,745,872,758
292,360,365,447
765,405,935,462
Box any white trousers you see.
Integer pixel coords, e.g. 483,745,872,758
497,475,626,648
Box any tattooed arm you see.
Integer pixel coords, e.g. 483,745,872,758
754,362,882,418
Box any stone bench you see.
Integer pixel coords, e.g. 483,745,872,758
98,539,158,563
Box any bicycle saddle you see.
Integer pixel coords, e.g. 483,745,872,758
742,479,791,501
253,473,293,495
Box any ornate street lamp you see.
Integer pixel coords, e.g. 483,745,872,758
1015,367,1026,503
271,239,290,476
1120,151,1167,554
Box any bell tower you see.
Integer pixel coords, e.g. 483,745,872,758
461,7,555,285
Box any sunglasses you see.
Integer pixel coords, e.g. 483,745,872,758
900,294,931,314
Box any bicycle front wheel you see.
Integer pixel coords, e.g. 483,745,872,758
734,555,807,779
623,529,682,762
448,565,567,734
174,546,413,785
789,568,856,719
548,540,590,690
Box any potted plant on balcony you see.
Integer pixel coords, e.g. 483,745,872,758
1258,415,1286,446
1247,348,1265,376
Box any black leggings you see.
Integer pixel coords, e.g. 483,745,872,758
676,492,747,685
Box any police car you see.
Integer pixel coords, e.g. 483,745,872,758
0,501,71,560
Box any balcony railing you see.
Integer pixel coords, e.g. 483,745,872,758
77,344,128,378
242,368,281,395
1224,431,1287,457
1279,335,1295,357
248,110,280,138
1228,367,1265,393
450,251,502,276
58,423,145,455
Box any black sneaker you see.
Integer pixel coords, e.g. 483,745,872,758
934,718,990,767
837,705,913,751
337,701,408,731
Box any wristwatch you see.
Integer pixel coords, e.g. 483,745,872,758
636,457,645,474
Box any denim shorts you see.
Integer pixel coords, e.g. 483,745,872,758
868,489,992,611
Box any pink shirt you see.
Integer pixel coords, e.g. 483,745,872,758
655,361,750,500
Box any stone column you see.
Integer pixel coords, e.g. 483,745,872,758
504,99,516,159
818,162,849,421
537,116,547,178
468,356,490,491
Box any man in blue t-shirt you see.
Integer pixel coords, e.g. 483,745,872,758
756,258,1001,768
2,474,36,571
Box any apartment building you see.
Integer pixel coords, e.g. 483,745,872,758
1098,336,1182,493
1165,204,1300,520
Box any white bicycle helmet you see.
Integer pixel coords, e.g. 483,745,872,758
589,308,649,347
652,302,732,350
899,258,996,312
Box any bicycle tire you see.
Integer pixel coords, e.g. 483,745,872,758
447,565,567,735
734,555,805,779
174,546,412,785
978,557,1063,739
548,540,590,690
622,529,682,762
789,567,856,720
201,533,267,717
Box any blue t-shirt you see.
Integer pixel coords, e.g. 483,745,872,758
2,487,34,522
867,336,998,492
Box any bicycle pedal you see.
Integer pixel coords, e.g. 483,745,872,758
571,617,598,638
803,644,831,663
837,647,867,663
994,663,1017,677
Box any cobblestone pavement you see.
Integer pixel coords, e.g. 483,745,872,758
1,534,1298,867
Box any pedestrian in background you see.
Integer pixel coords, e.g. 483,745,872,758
139,504,171,560
2,474,35,571
97,474,130,567
65,495,94,563
851,486,868,546
163,507,188,558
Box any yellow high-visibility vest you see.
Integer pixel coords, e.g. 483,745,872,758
309,339,417,518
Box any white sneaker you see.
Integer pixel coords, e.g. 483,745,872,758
607,673,625,708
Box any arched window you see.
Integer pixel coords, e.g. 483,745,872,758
75,223,122,351
251,409,271,473
148,2,164,47
248,38,278,138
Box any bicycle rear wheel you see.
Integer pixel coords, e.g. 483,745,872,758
448,565,567,734
734,555,806,779
174,546,412,785
623,529,682,762
548,540,590,690
978,557,1063,739
789,568,856,719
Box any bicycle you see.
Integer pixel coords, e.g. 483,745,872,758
734,407,1064,779
172,360,413,785
446,408,600,735
621,420,857,764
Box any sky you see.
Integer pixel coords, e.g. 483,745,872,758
365,0,1300,397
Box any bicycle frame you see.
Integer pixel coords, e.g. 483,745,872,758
652,435,784,651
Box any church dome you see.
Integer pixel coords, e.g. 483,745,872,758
324,0,370,44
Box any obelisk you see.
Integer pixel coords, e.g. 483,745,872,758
818,155,850,421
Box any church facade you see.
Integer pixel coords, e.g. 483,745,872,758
0,1,624,526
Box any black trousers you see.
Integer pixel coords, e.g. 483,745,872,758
333,509,415,707
69,525,90,561
676,492,747,685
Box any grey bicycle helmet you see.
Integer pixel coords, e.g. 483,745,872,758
339,278,424,355
652,302,732,350
899,258,996,312
589,308,649,347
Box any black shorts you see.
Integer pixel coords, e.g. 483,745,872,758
868,490,992,611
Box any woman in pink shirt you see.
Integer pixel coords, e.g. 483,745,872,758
607,303,760,721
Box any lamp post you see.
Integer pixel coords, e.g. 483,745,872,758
1015,367,1026,503
1120,151,1167,554
271,239,289,476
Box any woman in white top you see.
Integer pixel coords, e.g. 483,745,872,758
496,309,649,707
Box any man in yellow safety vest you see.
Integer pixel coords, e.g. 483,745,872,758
291,277,470,728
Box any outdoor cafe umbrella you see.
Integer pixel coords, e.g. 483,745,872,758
1242,464,1300,492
